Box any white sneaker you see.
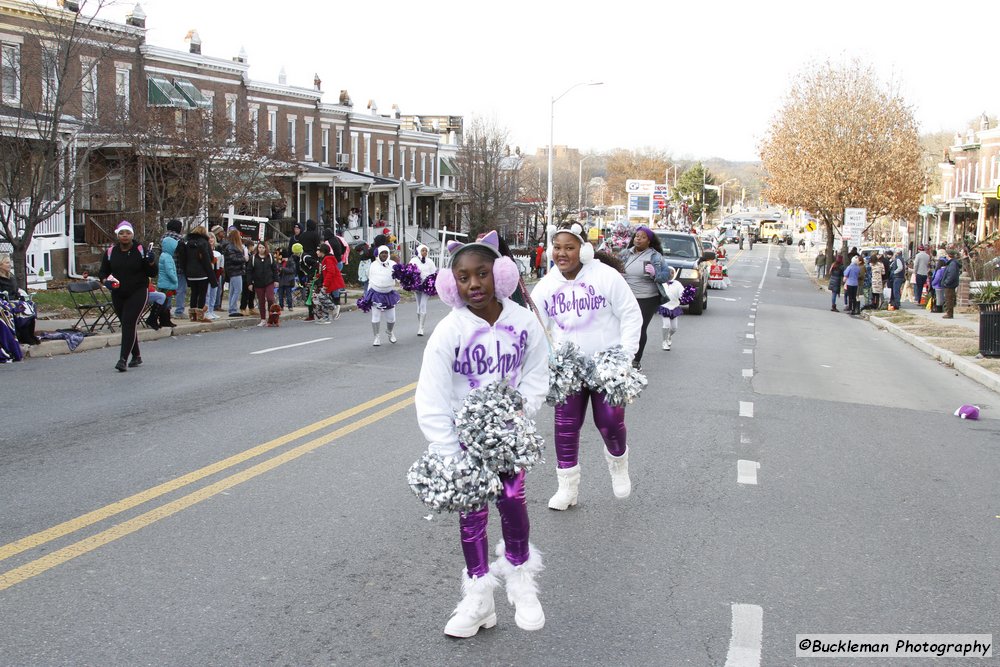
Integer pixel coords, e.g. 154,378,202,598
257,320,266,327
373,335,381,346
662,340,669,350
389,332,397,344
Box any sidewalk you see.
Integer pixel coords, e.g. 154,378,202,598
799,248,1000,395
22,289,368,359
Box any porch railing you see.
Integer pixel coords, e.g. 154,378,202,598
0,201,66,239
75,210,161,247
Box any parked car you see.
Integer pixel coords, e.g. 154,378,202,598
654,230,714,315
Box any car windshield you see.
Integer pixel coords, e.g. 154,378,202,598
656,234,699,258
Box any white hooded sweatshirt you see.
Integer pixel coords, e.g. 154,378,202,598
661,280,685,310
409,245,438,281
530,259,642,358
368,245,397,293
415,299,549,457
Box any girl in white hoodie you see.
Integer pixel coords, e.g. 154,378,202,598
409,243,437,336
658,267,685,351
415,231,549,638
530,223,643,509
366,245,400,345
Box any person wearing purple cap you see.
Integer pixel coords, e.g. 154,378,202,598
98,221,157,372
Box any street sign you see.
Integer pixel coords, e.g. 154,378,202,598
805,221,817,232
996,183,1000,200
625,179,655,195
843,207,867,242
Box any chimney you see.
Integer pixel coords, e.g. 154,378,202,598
59,0,81,12
126,3,146,28
233,46,247,64
314,73,322,91
278,67,287,86
339,90,353,107
391,104,401,119
185,30,201,55
367,99,378,115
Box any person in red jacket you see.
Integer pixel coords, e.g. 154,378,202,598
314,242,345,323
534,242,545,278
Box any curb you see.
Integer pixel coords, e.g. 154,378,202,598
866,315,1000,394
25,303,362,359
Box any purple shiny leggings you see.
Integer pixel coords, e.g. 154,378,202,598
554,387,627,469
459,471,529,577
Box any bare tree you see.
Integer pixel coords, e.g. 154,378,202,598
605,148,673,206
454,116,521,239
759,59,924,261
0,0,137,289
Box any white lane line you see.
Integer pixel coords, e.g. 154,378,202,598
758,244,772,290
739,401,754,417
719,297,738,301
250,338,333,355
748,323,755,327
743,349,753,354
737,460,760,485
742,368,753,378
746,333,755,339
820,364,832,368
725,603,763,666
750,314,756,319
740,433,751,444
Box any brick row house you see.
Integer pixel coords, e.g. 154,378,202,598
0,0,464,282
932,115,1000,247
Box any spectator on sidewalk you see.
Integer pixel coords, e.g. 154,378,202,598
843,255,862,315
815,250,827,279
163,219,187,318
277,248,298,312
913,245,931,304
931,257,947,313
869,251,885,310
299,220,321,258
828,255,844,312
941,249,961,319
223,229,247,317
204,234,223,321
240,240,257,316
156,237,179,326
887,249,906,310
174,225,216,322
247,240,278,327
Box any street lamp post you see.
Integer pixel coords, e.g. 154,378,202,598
578,153,597,221
719,178,738,212
547,81,603,230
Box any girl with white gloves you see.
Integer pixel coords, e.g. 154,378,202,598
530,223,643,509
415,231,549,638
366,245,400,345
409,243,437,336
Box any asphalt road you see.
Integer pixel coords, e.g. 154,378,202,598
0,242,997,666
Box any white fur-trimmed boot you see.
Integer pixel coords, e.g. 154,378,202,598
443,569,499,638
547,465,580,510
417,313,425,336
372,322,381,346
605,450,631,498
492,542,545,631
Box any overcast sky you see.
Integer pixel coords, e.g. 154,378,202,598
106,0,995,162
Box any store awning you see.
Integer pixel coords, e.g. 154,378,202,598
148,76,189,107
439,158,456,176
174,79,212,110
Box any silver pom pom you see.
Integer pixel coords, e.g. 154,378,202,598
585,345,648,407
546,341,592,406
406,452,502,513
457,380,545,474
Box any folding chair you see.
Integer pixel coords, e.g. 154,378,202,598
67,281,118,333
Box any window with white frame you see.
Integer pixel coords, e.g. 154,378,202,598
409,148,416,181
225,95,237,141
420,154,426,185
321,127,329,164
114,66,129,120
336,129,344,155
376,140,384,174
351,133,359,171
41,44,58,110
388,141,395,177
363,134,372,173
202,91,215,136
287,116,297,154
249,105,259,145
304,119,313,159
1,40,21,106
268,109,277,149
80,57,97,121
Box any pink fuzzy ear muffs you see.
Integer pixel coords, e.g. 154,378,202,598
438,230,517,308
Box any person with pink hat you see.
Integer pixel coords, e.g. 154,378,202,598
98,221,157,372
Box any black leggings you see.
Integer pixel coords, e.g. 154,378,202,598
188,279,209,309
634,295,661,366
112,289,147,362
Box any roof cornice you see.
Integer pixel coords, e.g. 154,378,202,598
141,44,248,77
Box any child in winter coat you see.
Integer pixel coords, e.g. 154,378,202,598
415,230,548,638
277,251,298,311
313,243,345,323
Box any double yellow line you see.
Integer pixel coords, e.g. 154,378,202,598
0,383,417,592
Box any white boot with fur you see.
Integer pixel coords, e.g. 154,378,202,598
605,450,631,498
547,464,581,510
443,569,499,638
492,542,545,631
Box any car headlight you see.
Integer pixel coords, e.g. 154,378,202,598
680,268,699,279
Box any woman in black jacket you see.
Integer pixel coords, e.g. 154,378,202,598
174,225,216,321
222,229,247,317
98,221,158,371
247,240,279,326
